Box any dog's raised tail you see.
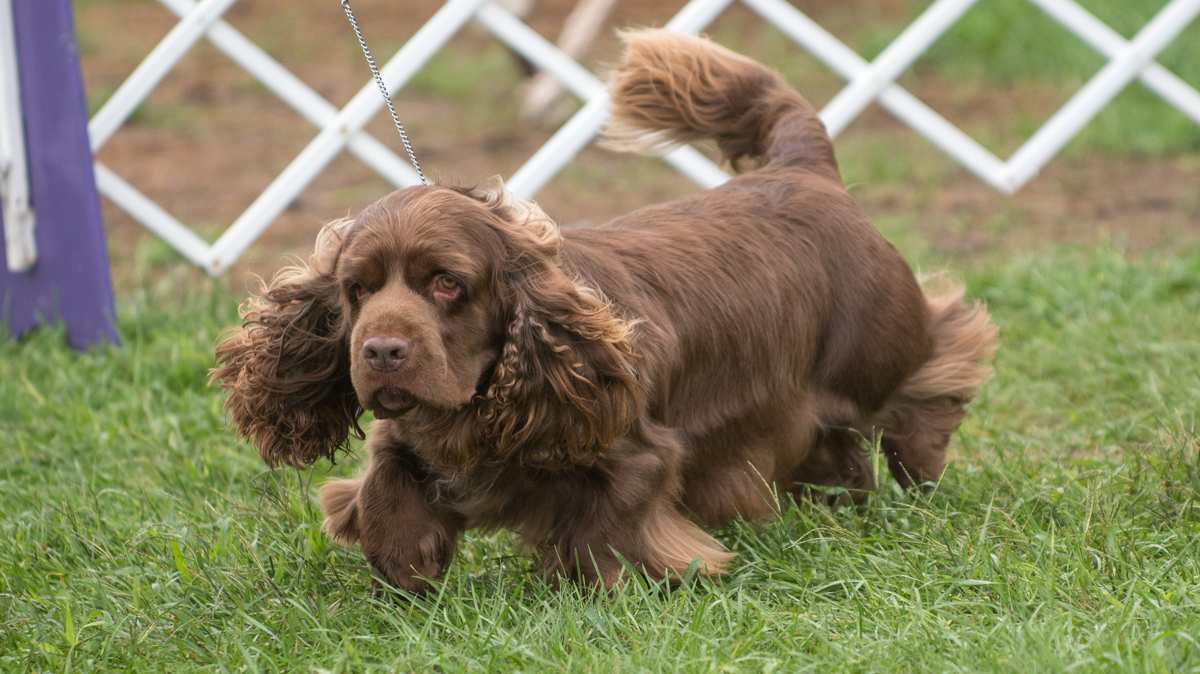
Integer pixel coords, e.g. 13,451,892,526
604,29,836,175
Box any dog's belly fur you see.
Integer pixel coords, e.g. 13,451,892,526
676,400,818,525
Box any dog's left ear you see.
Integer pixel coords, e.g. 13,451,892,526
211,219,361,467
474,181,640,468
488,264,641,468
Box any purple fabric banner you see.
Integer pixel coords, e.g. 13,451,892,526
0,0,116,350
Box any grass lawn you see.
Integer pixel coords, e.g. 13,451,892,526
3,245,1199,672
6,0,1200,670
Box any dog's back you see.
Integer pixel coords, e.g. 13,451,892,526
590,30,997,506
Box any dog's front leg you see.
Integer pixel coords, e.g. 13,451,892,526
319,434,463,595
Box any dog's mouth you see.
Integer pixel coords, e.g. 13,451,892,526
369,361,498,418
371,387,421,418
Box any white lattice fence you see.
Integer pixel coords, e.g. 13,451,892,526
85,0,1200,276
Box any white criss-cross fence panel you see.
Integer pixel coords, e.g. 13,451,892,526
88,0,1200,275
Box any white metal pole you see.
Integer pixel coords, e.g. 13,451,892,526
741,0,1010,191
478,2,727,197
93,163,213,268
492,0,733,199
157,0,421,188
477,3,605,100
666,0,737,32
507,95,609,198
1005,0,1200,189
1028,0,1200,125
0,0,36,271
88,0,239,151
821,0,979,137
521,0,616,120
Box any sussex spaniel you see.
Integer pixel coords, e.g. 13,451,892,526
212,30,997,593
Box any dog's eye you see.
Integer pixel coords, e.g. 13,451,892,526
349,283,371,302
431,273,463,301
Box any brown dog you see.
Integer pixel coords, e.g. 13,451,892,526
212,31,997,593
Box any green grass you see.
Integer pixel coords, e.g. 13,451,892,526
3,246,1199,672
9,1,1200,669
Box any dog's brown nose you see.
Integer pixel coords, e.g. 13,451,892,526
362,336,411,372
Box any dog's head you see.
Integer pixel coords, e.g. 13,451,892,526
212,180,639,469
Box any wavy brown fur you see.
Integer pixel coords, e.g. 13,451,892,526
215,33,995,595
605,29,837,175
874,278,999,487
464,183,641,470
210,220,361,467
319,476,361,544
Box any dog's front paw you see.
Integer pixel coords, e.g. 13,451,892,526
365,530,454,596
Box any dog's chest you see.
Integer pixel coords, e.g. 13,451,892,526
444,463,602,537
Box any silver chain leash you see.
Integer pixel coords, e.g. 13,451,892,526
340,0,428,185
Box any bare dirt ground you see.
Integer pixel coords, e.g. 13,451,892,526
76,0,1200,286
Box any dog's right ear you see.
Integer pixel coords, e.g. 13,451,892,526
210,219,361,467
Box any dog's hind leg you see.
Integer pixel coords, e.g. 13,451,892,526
319,476,363,544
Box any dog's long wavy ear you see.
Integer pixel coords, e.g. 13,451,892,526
210,219,361,467
471,178,641,469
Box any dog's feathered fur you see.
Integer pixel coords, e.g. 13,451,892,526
212,30,996,593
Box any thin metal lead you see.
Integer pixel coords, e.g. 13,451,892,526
340,0,428,184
